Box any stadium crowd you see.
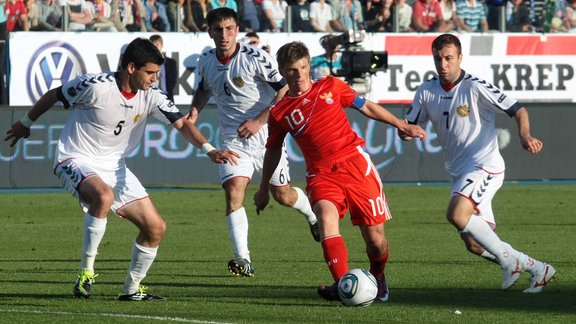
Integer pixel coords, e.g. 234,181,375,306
1,0,575,35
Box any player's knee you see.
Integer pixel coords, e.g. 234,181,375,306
90,187,115,210
147,219,167,242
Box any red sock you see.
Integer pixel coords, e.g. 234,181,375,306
321,235,349,282
368,243,389,280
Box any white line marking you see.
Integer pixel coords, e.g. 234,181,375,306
0,309,236,324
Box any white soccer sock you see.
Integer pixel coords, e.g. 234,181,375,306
501,243,544,274
123,242,158,294
461,216,515,267
292,187,317,225
226,207,250,261
79,213,107,272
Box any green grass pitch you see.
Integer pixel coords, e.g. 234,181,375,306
0,183,575,323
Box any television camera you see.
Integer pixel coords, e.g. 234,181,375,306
320,30,388,93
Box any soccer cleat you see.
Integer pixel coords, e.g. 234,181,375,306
309,221,321,242
376,275,389,302
523,263,556,294
317,283,340,301
501,259,523,290
73,269,98,299
228,258,255,277
118,285,166,301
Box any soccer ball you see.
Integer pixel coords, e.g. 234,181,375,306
337,268,378,307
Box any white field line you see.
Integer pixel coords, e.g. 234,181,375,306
0,309,236,324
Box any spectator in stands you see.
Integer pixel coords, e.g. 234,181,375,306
365,0,392,32
439,0,457,31
145,0,169,31
486,0,506,30
564,0,576,31
26,0,39,29
393,0,413,31
91,0,117,31
527,0,546,31
66,0,93,31
237,0,260,32
291,0,313,32
164,0,180,31
119,0,147,31
506,0,531,31
210,0,237,11
412,0,452,32
5,0,30,32
0,1,7,40
455,0,489,32
182,0,209,32
309,0,332,32
330,0,364,32
310,34,342,80
33,0,63,30
262,0,287,31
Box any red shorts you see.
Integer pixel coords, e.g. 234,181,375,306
306,148,392,226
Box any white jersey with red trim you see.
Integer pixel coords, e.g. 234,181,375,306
196,43,286,137
406,71,521,176
57,72,182,169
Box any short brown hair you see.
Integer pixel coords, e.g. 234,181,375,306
276,41,310,71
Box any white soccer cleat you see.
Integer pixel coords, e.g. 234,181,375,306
501,259,523,290
523,263,556,294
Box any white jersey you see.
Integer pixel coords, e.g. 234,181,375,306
406,71,521,176
196,43,286,137
57,72,182,169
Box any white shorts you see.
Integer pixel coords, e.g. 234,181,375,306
54,158,148,214
451,167,504,228
219,130,291,187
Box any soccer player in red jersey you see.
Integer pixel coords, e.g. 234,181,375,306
254,41,427,302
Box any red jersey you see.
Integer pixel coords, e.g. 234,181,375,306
4,0,27,32
412,0,444,29
267,76,367,169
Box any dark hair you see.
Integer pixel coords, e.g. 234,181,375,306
276,41,310,70
120,38,165,70
432,34,462,55
206,7,238,28
245,31,259,39
149,34,163,45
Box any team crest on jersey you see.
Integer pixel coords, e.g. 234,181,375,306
320,92,334,104
232,76,244,88
456,104,469,117
134,114,142,123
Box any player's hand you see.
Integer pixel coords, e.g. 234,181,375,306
398,120,426,141
207,149,240,165
520,134,543,155
237,118,263,139
254,188,270,215
4,121,31,147
186,107,199,124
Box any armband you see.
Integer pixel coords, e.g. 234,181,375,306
20,114,34,128
201,143,216,154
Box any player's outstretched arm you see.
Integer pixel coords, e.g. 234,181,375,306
173,117,240,165
4,88,59,147
514,107,543,155
361,101,426,140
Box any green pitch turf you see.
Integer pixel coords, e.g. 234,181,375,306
0,183,575,323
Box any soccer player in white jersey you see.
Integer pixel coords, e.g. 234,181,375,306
5,38,239,301
188,7,319,277
400,33,555,293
